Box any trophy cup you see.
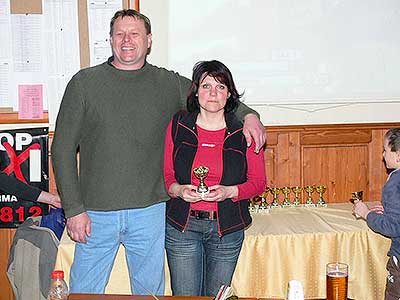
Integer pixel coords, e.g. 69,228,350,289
281,186,292,207
260,187,270,210
315,185,327,207
351,191,363,203
193,166,209,197
252,195,262,212
249,197,255,212
270,187,281,208
304,185,315,207
291,186,303,207
351,191,363,218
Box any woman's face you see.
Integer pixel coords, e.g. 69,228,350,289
382,138,400,169
197,75,230,114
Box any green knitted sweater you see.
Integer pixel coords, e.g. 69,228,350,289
52,60,256,218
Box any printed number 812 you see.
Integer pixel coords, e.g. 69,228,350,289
0,206,42,223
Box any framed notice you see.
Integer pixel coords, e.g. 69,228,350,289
0,127,49,227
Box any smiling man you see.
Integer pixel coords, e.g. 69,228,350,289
52,9,265,296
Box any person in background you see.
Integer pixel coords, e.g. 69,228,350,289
0,172,61,207
164,60,266,296
51,9,265,295
353,128,400,300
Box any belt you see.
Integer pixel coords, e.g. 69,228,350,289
190,210,217,220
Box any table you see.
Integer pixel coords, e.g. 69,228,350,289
67,294,321,300
56,203,390,299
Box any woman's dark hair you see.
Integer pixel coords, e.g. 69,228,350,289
109,9,151,36
385,128,400,152
187,60,243,113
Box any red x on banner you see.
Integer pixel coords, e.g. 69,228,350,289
1,141,41,184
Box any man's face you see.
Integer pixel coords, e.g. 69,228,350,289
110,16,152,70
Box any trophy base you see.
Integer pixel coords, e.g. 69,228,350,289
197,189,210,199
292,201,302,207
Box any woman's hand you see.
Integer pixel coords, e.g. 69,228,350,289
169,183,202,203
203,185,238,202
37,191,62,208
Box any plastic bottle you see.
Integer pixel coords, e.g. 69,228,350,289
47,270,69,300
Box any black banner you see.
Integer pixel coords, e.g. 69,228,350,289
0,127,49,227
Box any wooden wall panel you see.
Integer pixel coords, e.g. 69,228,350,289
369,129,388,201
302,145,369,203
264,122,400,204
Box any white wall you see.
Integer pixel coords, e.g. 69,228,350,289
140,0,400,126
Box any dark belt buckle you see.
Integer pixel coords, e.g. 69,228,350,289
191,210,216,220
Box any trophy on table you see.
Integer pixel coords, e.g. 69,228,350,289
193,166,209,197
315,185,327,207
351,190,363,218
260,187,270,210
281,186,292,207
291,186,303,207
304,185,316,207
250,195,262,212
270,187,281,208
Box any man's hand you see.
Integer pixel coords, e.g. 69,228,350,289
243,114,266,153
67,212,91,243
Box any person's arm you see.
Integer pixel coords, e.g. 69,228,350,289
0,172,62,207
235,143,266,200
52,74,91,243
236,103,265,153
51,74,85,218
366,196,400,238
0,172,41,200
206,142,266,202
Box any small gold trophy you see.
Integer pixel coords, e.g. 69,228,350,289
315,185,327,207
291,186,303,207
193,166,209,196
351,191,363,218
261,187,270,209
351,191,363,203
281,186,292,207
304,185,315,207
270,187,281,208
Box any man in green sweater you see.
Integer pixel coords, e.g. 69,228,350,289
52,9,265,295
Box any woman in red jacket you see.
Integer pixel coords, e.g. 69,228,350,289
164,60,266,296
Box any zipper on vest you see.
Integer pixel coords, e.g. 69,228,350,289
182,209,192,232
216,210,222,237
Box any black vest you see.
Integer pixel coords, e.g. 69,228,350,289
166,111,252,236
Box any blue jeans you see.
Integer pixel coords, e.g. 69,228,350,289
165,217,244,296
69,203,165,294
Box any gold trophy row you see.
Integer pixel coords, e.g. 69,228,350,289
191,166,329,210
249,185,328,211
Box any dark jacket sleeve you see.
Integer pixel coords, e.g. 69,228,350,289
367,170,400,237
0,172,41,201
